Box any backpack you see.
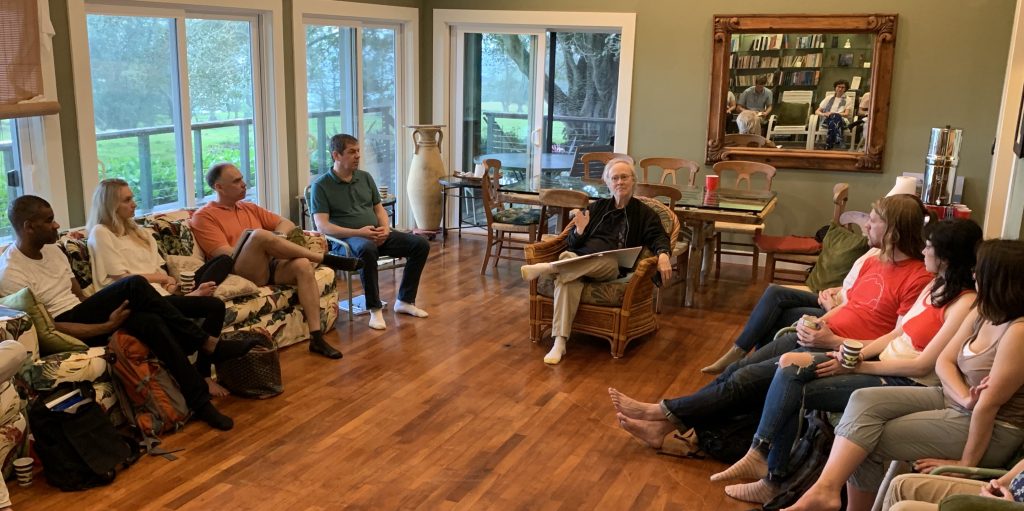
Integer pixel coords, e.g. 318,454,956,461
762,411,841,510
107,330,189,445
693,412,760,463
29,382,140,491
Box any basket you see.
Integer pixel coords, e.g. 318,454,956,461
214,329,282,399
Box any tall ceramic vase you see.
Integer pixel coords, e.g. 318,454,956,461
406,124,447,232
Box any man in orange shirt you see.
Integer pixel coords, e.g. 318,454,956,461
190,163,361,359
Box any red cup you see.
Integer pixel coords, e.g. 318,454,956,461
924,204,947,220
953,204,972,219
705,174,720,192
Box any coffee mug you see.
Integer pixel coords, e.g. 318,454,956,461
840,340,864,369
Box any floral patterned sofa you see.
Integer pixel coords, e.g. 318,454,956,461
54,209,340,350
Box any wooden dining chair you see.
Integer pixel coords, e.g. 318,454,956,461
480,159,541,274
634,182,689,312
711,160,777,281
580,152,632,182
538,189,590,239
757,183,849,285
638,157,700,186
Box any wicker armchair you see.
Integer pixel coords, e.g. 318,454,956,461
524,196,680,358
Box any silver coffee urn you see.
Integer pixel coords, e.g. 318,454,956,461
922,126,963,205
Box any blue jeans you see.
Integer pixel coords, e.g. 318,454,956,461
661,332,804,431
733,284,824,352
336,231,430,310
753,353,916,481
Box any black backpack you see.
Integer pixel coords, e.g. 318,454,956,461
762,411,843,510
694,412,761,463
29,382,141,491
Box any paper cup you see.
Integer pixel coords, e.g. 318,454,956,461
179,271,196,294
840,340,864,369
705,175,720,193
13,457,33,486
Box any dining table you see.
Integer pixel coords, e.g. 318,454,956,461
474,152,576,177
502,174,777,307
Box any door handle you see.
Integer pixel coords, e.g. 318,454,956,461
532,128,542,148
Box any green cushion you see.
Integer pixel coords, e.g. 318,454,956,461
775,101,810,126
0,288,88,356
940,495,1024,511
805,223,870,292
493,208,540,225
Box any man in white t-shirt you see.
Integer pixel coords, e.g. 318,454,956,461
0,196,253,431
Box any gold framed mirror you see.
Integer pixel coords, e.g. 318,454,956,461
706,14,897,172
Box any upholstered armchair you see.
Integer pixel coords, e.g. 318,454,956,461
524,196,680,358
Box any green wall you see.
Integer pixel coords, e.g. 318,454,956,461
421,0,1015,235
49,0,1014,235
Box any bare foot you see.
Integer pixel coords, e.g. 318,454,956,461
782,483,842,511
608,387,665,421
616,413,675,449
206,377,230,398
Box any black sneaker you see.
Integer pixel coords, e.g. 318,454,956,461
322,254,364,272
195,402,234,431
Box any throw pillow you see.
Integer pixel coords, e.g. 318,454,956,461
56,232,93,292
213,275,260,301
0,288,88,356
805,223,870,292
774,101,810,126
165,254,205,283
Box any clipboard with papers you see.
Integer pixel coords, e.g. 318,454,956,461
549,246,644,272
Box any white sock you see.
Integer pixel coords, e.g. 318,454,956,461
521,262,555,282
395,300,428,318
368,308,386,330
544,336,567,365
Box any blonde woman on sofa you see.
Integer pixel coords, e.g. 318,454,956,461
785,239,1024,511
87,178,229,396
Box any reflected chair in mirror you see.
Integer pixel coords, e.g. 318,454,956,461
764,90,814,148
809,90,858,150
524,196,680,358
711,160,777,281
576,150,632,182
634,183,688,312
301,185,405,320
756,183,848,285
537,189,589,240
480,159,541,274
723,133,773,148
637,157,700,186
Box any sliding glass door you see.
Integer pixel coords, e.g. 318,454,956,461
305,21,400,198
454,29,546,180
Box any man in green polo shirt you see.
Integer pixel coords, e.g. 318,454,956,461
310,134,431,330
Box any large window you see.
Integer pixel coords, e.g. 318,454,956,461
75,2,277,215
85,13,261,212
0,119,25,238
304,22,400,200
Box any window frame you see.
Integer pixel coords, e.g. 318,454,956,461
292,0,418,229
67,0,289,217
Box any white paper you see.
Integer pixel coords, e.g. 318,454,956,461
550,247,643,272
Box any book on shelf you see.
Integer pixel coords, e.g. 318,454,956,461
838,53,854,67
749,34,782,51
787,34,824,49
783,70,820,86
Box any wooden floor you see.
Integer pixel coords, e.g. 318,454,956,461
11,234,769,511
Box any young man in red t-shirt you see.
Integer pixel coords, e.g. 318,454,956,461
608,194,932,450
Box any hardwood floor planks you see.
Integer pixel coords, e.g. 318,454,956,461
11,235,770,510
